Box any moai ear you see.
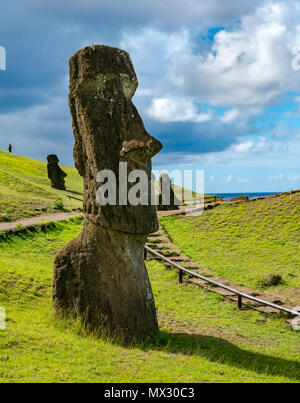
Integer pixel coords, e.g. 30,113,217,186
119,71,138,100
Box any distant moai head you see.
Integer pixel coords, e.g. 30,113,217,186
69,45,162,234
47,154,67,190
158,173,180,211
159,174,172,194
47,154,59,164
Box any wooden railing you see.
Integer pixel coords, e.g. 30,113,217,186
145,245,299,317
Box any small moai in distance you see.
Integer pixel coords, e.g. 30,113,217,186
47,154,67,190
157,173,181,211
53,45,162,343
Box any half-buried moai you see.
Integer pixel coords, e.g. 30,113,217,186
53,45,162,343
157,173,181,211
47,154,67,190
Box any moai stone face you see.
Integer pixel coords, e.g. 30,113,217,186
47,154,67,190
158,173,181,211
53,45,162,343
69,45,162,234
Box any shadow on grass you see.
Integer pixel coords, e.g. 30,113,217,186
146,331,300,381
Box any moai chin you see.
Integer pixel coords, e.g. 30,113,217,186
47,154,67,190
53,45,162,343
158,173,181,211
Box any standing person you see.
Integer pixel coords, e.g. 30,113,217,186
8,144,12,153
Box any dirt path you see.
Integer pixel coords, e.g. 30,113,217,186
0,211,81,232
0,205,214,231
157,203,223,216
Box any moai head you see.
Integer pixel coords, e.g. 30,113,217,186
158,173,180,210
47,154,67,190
69,45,162,234
47,154,59,164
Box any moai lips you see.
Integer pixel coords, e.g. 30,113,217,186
53,45,162,343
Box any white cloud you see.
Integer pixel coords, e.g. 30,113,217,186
221,109,240,123
2,0,300,171
120,28,190,89
232,140,255,153
148,97,212,123
168,2,300,108
154,132,300,169
209,175,214,181
231,137,276,153
237,176,249,183
288,173,300,181
226,175,233,183
120,1,300,132
269,173,284,180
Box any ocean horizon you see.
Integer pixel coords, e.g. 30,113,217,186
207,192,285,202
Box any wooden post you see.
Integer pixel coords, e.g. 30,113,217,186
238,295,243,309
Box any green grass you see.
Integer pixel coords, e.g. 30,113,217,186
0,150,217,223
160,193,300,299
172,184,220,203
0,219,299,383
0,150,83,222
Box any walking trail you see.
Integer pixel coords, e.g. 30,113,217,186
0,211,80,232
0,207,191,232
0,206,195,232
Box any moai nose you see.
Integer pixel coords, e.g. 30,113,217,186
120,134,162,164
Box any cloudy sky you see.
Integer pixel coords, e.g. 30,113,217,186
1,0,300,192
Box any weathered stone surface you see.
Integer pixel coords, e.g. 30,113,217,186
230,195,249,202
53,45,162,343
157,173,181,211
47,154,67,190
265,274,282,286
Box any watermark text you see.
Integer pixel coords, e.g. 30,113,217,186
292,307,300,331
0,46,6,71
96,163,204,216
0,307,6,331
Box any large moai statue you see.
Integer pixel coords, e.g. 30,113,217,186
47,154,67,190
53,45,162,343
157,173,181,211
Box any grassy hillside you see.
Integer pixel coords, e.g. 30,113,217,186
0,150,83,222
160,191,300,301
0,219,299,383
0,150,217,223
172,184,222,204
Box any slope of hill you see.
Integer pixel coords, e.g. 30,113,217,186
160,191,300,302
0,218,299,382
0,150,83,222
0,150,217,222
